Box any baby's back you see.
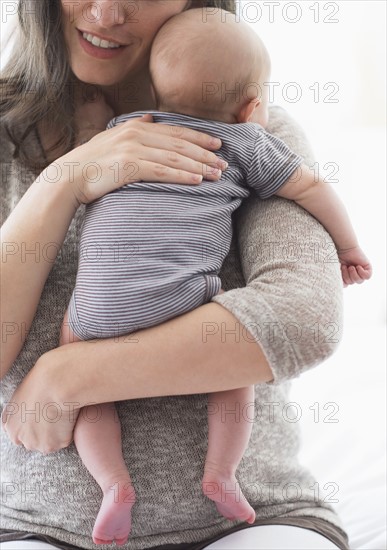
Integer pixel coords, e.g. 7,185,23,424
67,111,254,340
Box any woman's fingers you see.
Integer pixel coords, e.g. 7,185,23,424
120,120,226,170
1,405,22,446
134,116,222,151
1,402,14,430
137,160,205,185
137,145,223,182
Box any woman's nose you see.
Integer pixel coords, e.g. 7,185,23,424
87,1,132,28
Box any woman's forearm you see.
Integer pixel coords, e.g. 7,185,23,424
49,302,273,407
1,163,79,378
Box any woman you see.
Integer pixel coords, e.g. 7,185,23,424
0,0,349,549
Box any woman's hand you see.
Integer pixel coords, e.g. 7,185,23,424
1,353,81,454
58,112,227,207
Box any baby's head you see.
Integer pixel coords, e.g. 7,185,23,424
149,8,270,127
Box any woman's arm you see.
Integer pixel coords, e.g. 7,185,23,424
50,302,273,405
0,164,79,378
1,94,115,378
1,300,272,453
227,106,343,383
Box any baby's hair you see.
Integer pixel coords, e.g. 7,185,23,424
150,9,270,119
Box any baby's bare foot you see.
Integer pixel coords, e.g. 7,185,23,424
202,466,256,525
92,475,136,546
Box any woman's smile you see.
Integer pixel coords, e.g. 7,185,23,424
77,29,130,60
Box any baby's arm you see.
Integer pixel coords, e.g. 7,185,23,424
275,166,372,286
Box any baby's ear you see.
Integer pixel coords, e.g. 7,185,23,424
237,98,261,123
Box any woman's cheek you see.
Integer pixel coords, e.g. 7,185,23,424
137,0,191,39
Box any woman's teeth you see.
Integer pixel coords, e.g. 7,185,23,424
82,32,121,49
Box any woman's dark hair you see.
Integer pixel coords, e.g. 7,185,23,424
0,0,236,170
193,0,236,12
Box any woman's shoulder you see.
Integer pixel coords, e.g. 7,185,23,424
1,123,17,224
0,125,42,226
0,121,15,162
266,106,314,167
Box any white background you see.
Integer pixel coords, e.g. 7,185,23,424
239,1,386,547
1,1,386,548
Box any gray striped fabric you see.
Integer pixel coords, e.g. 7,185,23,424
67,111,302,340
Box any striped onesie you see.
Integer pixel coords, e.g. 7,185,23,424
67,111,303,340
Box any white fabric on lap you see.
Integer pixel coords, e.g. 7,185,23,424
0,528,340,550
203,525,340,549
0,541,61,549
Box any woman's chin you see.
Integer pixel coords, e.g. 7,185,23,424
73,69,123,87
71,60,145,89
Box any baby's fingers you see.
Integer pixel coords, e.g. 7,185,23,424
139,146,223,182
357,265,373,280
341,265,351,287
341,264,370,286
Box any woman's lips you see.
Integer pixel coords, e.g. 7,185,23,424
78,30,129,59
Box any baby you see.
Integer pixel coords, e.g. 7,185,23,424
60,8,372,547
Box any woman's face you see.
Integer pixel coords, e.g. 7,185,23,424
60,0,190,86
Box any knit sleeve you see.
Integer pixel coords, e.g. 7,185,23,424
211,106,343,385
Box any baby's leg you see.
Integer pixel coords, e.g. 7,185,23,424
60,310,135,544
74,402,136,546
202,386,256,525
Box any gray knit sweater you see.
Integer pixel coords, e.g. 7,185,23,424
0,107,345,549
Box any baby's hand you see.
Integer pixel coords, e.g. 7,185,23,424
338,246,372,287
